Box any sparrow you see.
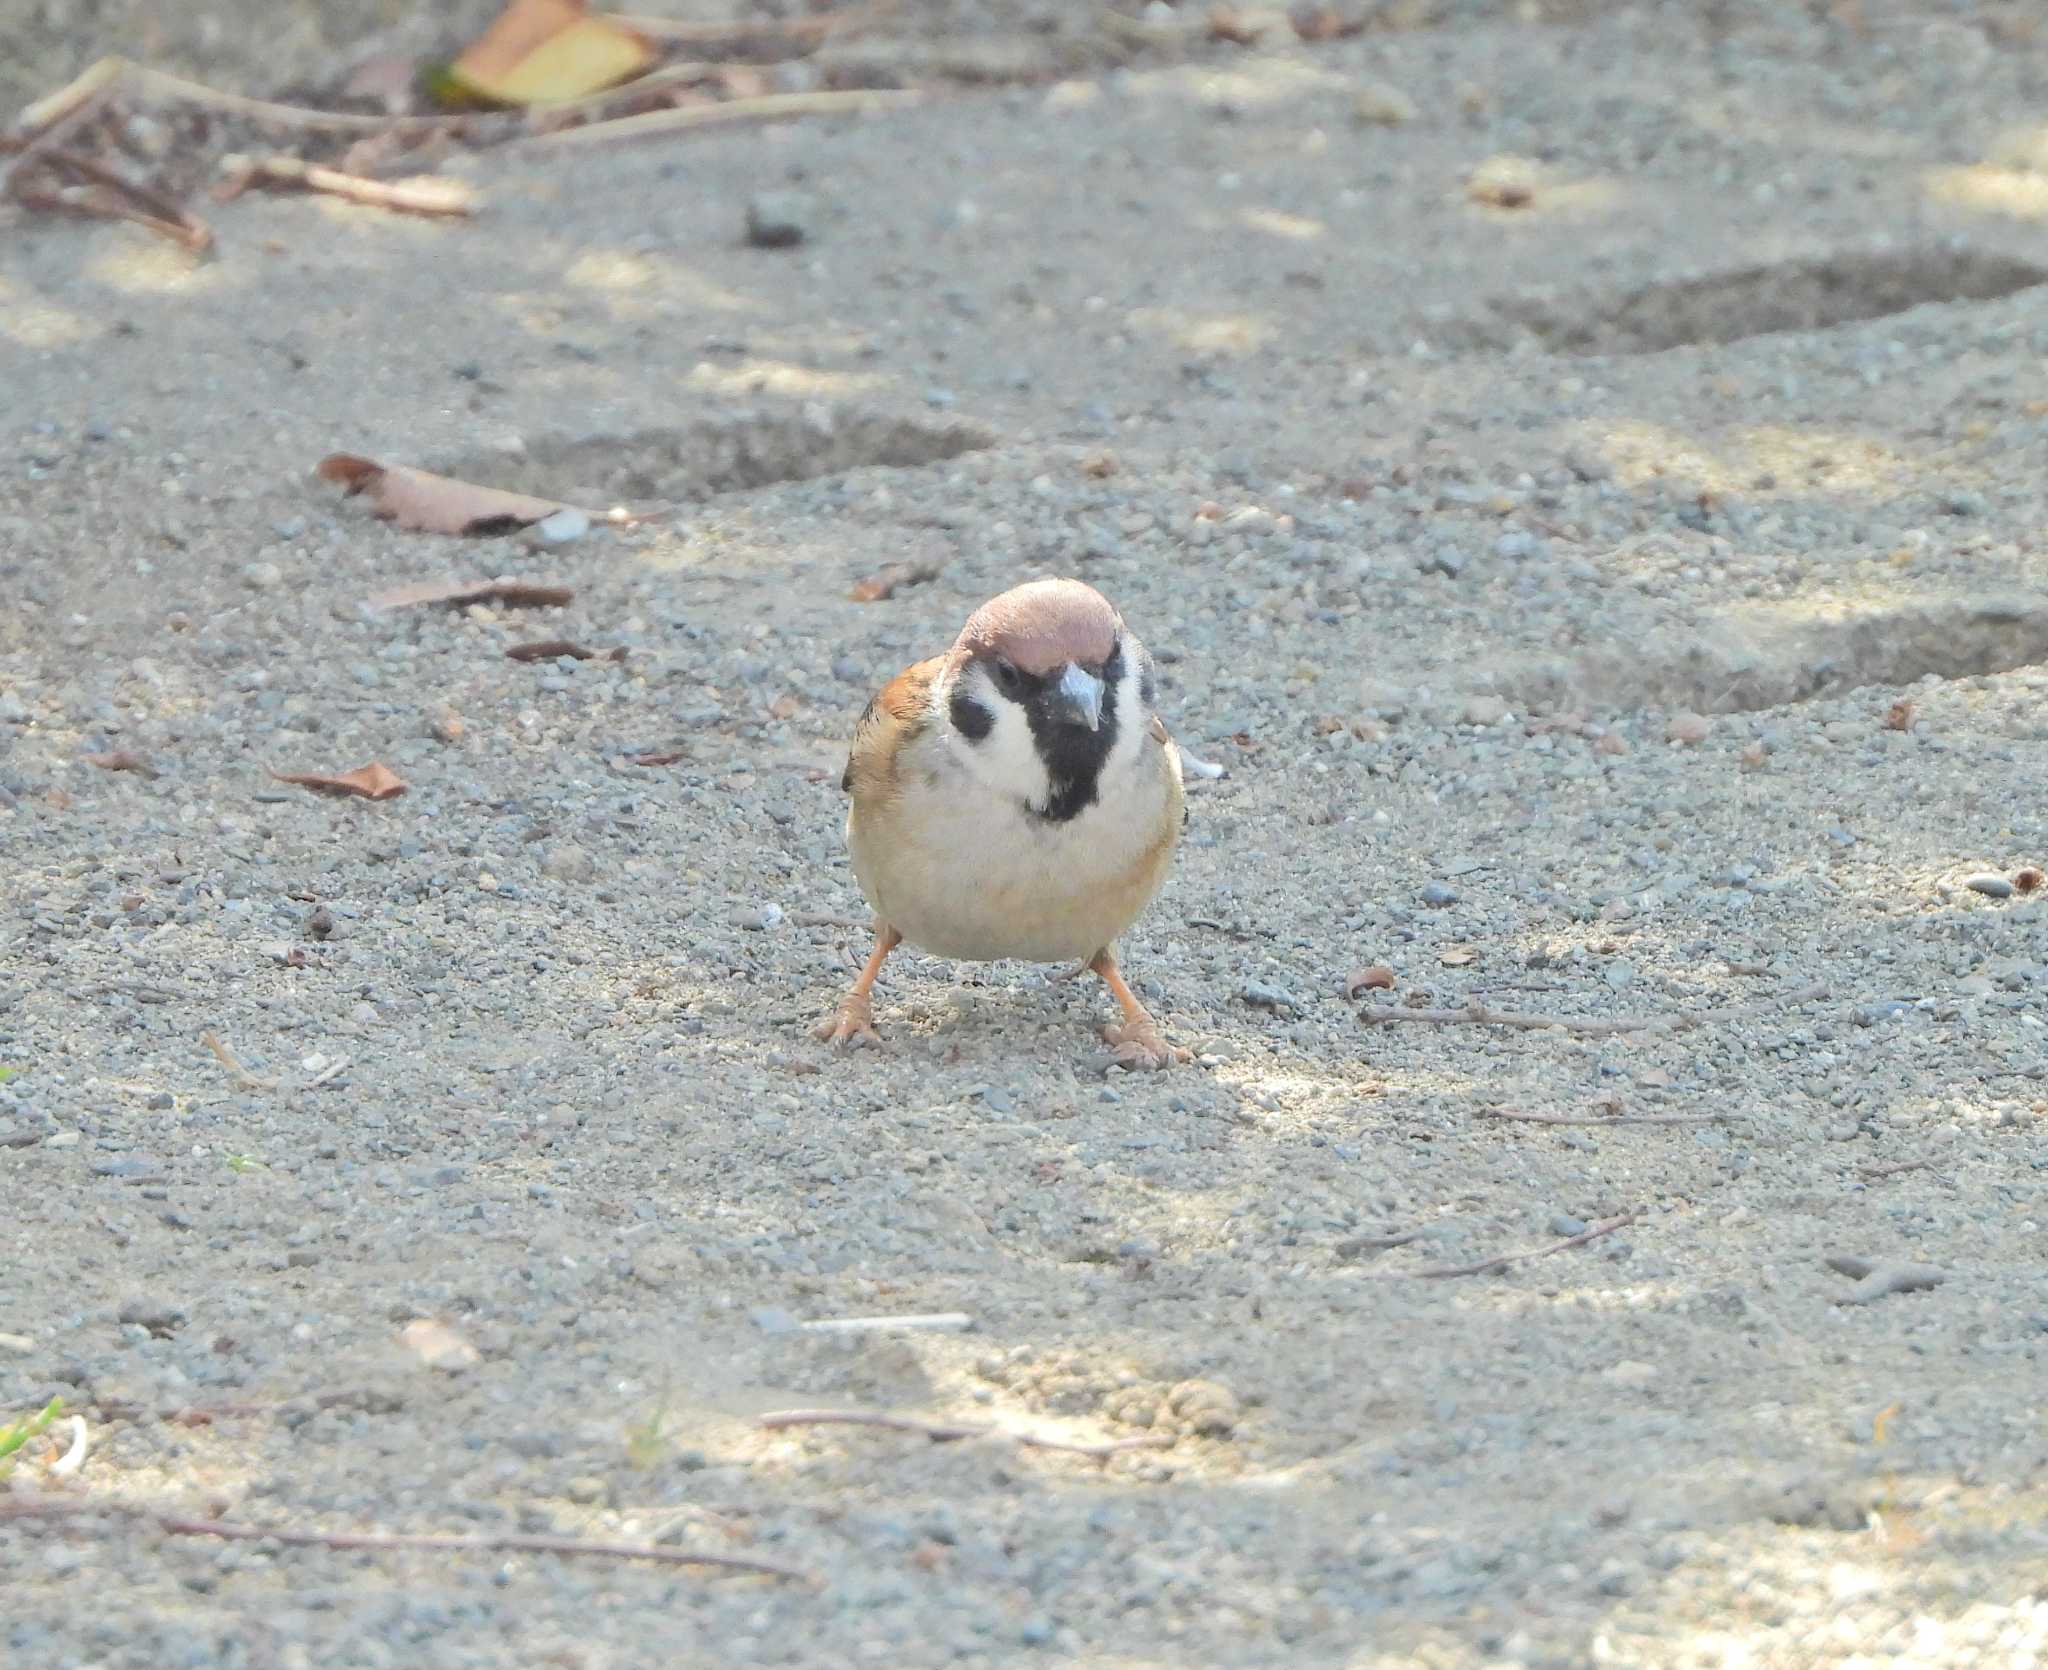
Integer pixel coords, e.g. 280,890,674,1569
815,577,1191,1069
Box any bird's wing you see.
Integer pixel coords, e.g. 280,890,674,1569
841,656,945,797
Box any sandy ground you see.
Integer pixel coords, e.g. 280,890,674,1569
3,2,2047,1666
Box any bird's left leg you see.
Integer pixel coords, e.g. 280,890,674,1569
1089,946,1190,1070
814,925,902,1047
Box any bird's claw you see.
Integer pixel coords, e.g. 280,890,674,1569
1101,1018,1191,1071
813,997,883,1049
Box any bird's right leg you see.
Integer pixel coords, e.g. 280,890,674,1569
813,925,902,1047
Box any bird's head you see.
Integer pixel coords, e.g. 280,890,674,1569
943,578,1156,821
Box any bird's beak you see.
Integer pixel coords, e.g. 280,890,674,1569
1050,663,1105,731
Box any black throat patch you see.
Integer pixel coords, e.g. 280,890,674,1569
1023,650,1122,824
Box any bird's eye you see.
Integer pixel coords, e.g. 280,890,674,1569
991,658,1024,697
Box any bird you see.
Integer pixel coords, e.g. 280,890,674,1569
815,576,1191,1069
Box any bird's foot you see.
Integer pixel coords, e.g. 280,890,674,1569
813,993,884,1048
1101,1015,1191,1071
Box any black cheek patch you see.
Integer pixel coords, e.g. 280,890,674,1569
949,686,994,741
1141,666,1156,708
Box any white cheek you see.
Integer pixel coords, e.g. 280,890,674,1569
943,677,1049,803
1100,662,1148,784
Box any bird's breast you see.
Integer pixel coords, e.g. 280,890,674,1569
846,739,1181,964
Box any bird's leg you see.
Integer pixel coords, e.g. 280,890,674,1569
1089,947,1190,1071
814,925,901,1047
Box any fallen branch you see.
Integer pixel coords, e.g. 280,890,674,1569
215,155,477,217
1363,1212,1639,1281
1359,982,1827,1037
759,1408,1172,1459
1478,1107,1725,1128
0,1495,810,1579
200,1031,280,1091
524,88,923,149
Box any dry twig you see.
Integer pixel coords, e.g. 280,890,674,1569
216,155,476,216
759,1408,1172,1459
200,1031,280,1091
524,89,923,149
1359,982,1827,1037
1478,1107,1726,1128
0,1496,809,1579
1362,1212,1640,1281
602,3,884,43
1332,1226,1430,1258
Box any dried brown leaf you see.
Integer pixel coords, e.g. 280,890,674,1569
270,762,408,801
81,749,158,778
2015,867,2045,895
1884,698,1915,731
367,577,574,611
1345,965,1397,998
449,0,655,107
1290,2,1368,41
505,638,624,662
849,560,941,602
630,749,687,767
319,452,585,536
1207,5,1268,44
1438,945,1479,967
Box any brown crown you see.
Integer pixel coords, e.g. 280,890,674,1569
954,578,1122,676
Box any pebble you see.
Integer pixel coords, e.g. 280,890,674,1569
746,191,815,249
1238,981,1300,1012
1352,82,1418,126
1549,1214,1587,1236
1420,881,1460,907
1461,694,1508,726
542,845,597,884
1965,873,2015,899
242,560,282,590
735,903,784,931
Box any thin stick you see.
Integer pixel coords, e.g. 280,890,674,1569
798,1313,973,1334
524,89,923,149
600,4,885,43
201,1031,280,1091
2,56,124,151
10,181,203,249
36,150,212,249
1478,1107,1726,1128
304,1055,352,1088
1363,1211,1639,1281
0,1496,809,1579
1359,982,1827,1037
125,61,473,134
216,155,477,217
759,1408,1173,1459
1332,1227,1429,1258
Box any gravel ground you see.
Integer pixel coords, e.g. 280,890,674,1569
3,2,2047,1666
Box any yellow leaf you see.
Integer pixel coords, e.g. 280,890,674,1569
450,0,654,108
